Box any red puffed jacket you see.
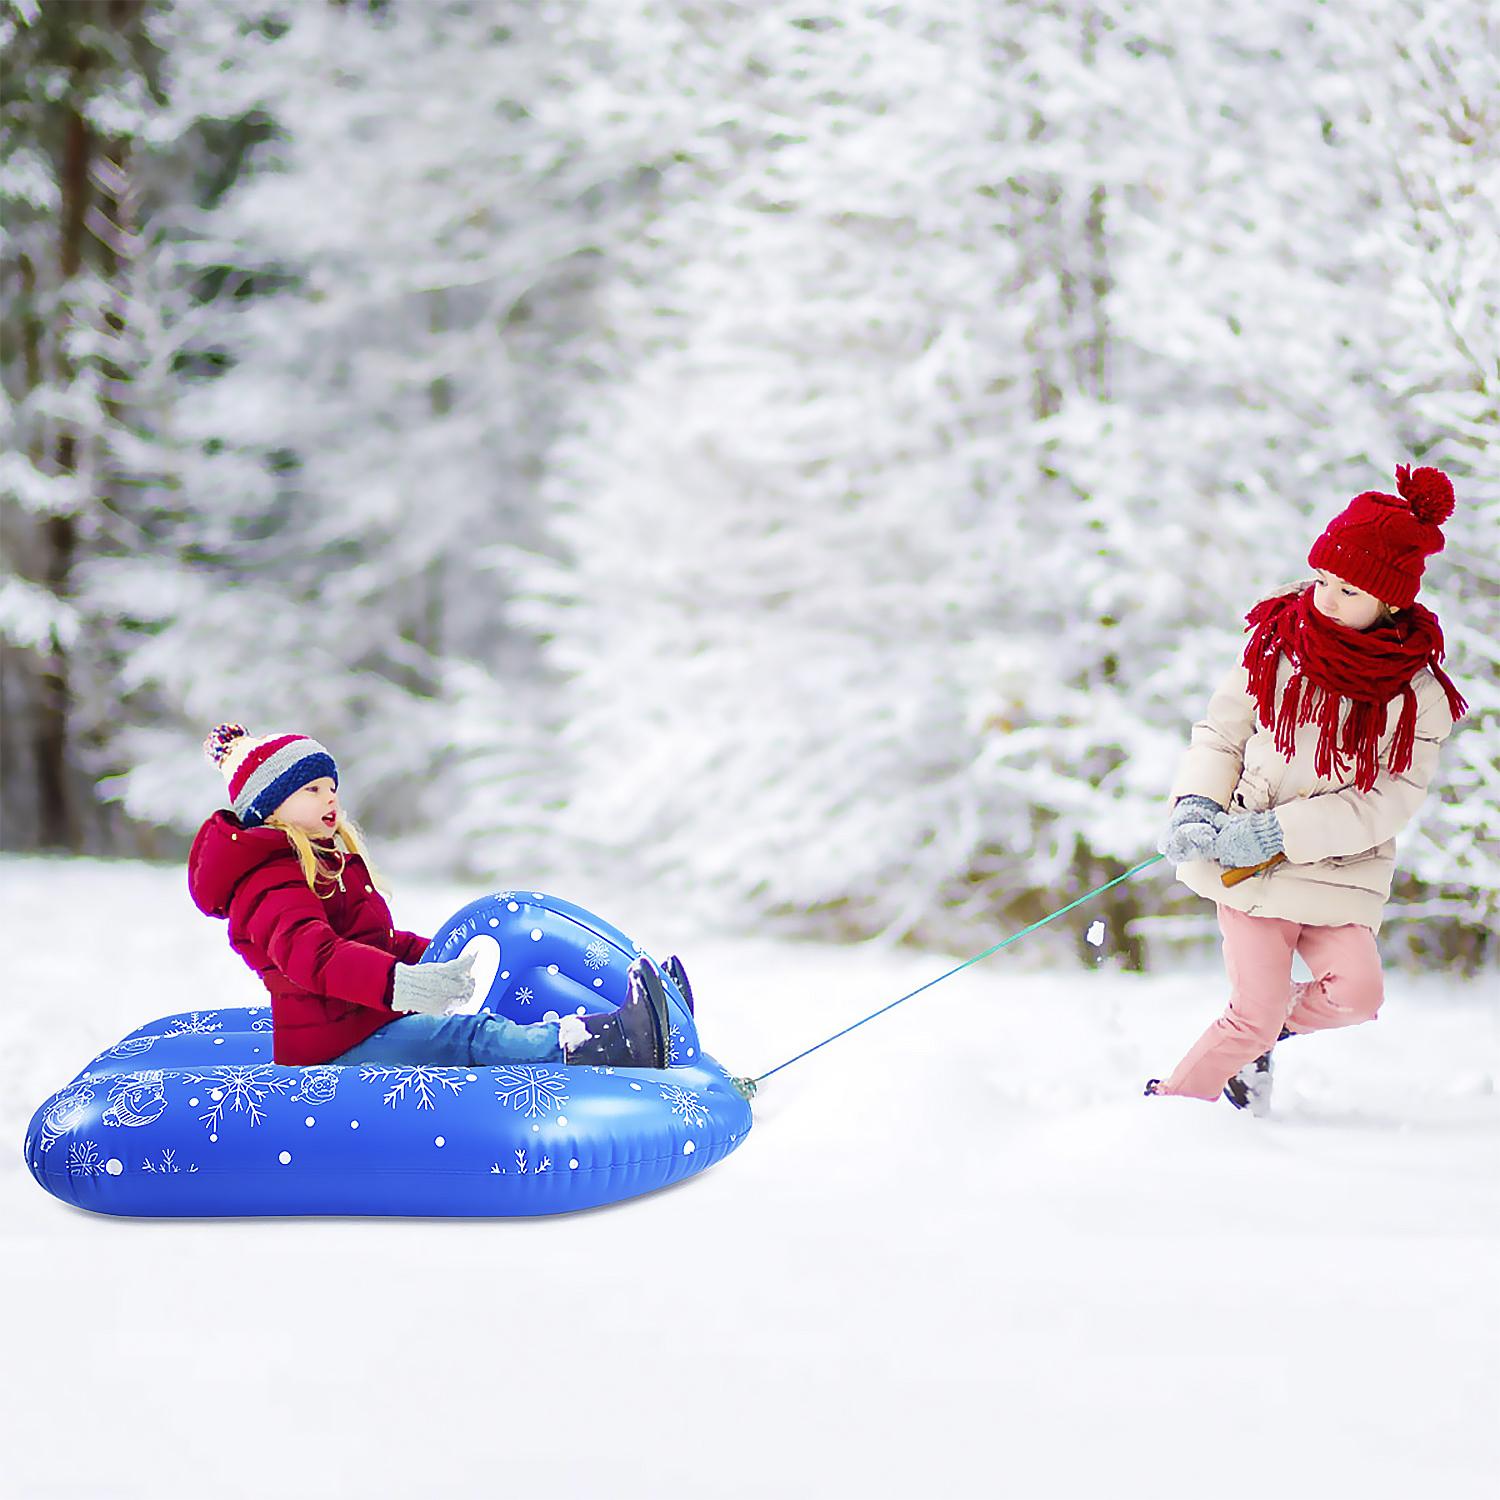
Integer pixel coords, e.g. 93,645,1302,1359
188,811,430,1065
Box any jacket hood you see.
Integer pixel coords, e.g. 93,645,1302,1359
189,810,298,918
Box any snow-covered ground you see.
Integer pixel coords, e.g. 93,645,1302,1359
2,855,1496,1500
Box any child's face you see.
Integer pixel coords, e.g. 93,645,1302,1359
1311,569,1388,631
272,777,340,838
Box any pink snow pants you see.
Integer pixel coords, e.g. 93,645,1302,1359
1160,905,1385,1101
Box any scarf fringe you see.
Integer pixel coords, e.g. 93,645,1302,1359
1273,672,1303,759
1430,661,1469,724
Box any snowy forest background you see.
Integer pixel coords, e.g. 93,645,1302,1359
3,0,1497,967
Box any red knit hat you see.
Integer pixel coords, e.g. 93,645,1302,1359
1307,464,1456,609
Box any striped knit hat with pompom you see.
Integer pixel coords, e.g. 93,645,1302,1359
203,724,338,829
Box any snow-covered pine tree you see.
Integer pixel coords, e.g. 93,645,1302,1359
88,0,629,861
0,0,167,850
1057,0,1499,952
1311,0,1500,951
501,0,1133,947
1024,0,1397,864
506,0,1498,955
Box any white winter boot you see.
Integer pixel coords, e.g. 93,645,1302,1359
1223,1050,1274,1116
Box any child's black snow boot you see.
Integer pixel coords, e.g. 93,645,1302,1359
1223,1049,1274,1116
664,954,695,1014
562,959,669,1069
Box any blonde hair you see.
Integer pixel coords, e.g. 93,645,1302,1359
264,813,390,899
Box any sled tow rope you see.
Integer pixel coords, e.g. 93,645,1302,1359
729,853,1166,1100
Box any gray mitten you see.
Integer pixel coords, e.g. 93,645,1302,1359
1213,810,1284,869
1158,795,1226,862
392,951,477,1016
1162,819,1225,864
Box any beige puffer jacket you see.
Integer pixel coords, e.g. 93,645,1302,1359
1169,653,1457,933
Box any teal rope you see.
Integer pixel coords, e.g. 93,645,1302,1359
744,853,1165,1091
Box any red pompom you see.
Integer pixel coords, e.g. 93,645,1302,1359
1395,464,1455,525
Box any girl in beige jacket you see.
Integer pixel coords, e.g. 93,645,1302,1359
1148,466,1468,1113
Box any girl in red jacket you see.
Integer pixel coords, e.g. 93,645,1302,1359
189,724,667,1070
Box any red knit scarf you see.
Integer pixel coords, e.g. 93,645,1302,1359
1242,586,1467,793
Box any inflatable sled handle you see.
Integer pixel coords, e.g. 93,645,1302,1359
1222,852,1287,887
